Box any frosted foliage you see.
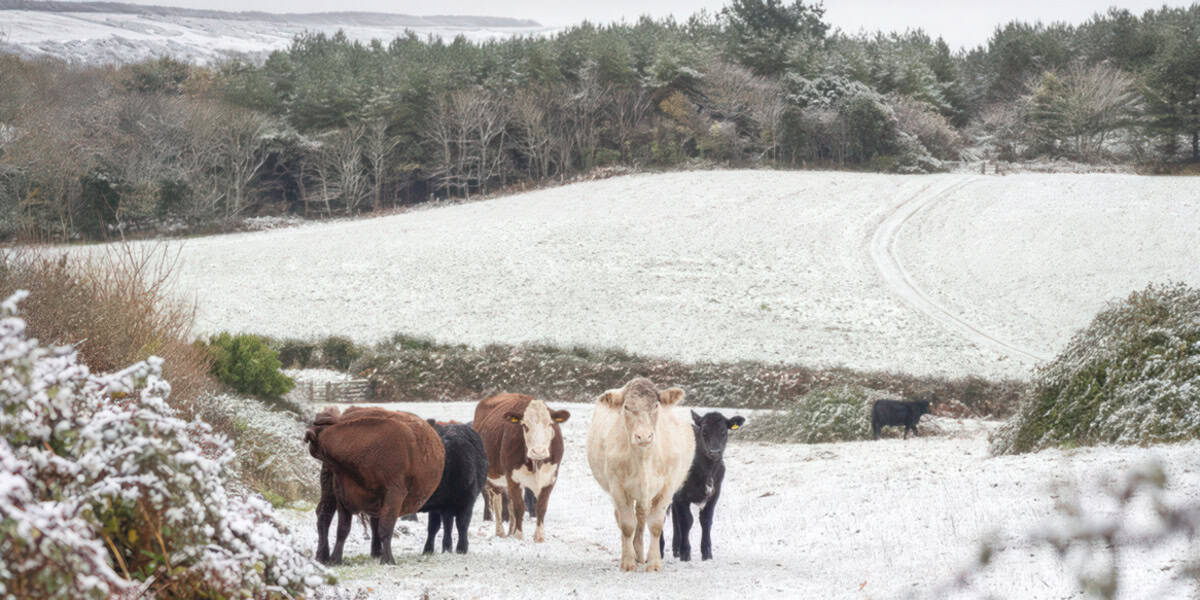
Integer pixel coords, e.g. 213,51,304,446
992,283,1200,454
0,292,325,599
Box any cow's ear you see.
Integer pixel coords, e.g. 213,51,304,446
550,409,571,423
659,387,685,406
599,389,624,408
691,410,702,426
427,418,437,427
728,416,746,431
504,411,523,424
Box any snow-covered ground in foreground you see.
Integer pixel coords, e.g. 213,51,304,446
139,170,1199,380
0,10,554,64
279,400,1200,599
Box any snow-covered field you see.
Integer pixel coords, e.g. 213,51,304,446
0,9,553,64
279,399,1200,599
143,170,1200,380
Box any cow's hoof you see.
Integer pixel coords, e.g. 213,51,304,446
512,530,523,540
645,560,662,572
534,531,545,543
679,552,691,562
621,557,638,572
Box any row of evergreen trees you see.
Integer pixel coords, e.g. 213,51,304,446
0,1,1197,240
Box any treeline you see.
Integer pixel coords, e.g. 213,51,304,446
0,1,1198,241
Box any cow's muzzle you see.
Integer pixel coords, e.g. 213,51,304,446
527,448,551,461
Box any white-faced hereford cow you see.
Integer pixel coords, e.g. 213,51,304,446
473,393,570,542
587,377,695,572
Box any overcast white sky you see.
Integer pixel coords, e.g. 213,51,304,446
103,0,1196,51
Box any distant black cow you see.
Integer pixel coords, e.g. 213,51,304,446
871,399,931,439
661,410,746,561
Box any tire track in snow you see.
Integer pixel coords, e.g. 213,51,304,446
869,175,1051,364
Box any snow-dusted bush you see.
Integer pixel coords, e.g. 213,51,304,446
743,385,876,443
992,282,1200,455
0,291,326,599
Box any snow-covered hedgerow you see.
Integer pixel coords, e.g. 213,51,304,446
992,283,1200,455
0,291,326,599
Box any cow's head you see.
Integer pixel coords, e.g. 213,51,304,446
504,398,570,461
691,410,745,459
599,377,684,449
913,400,931,416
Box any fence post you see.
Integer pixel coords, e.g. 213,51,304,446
307,382,314,404
325,382,332,403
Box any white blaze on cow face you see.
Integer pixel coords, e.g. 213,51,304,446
510,399,556,461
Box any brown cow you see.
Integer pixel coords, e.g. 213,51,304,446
473,393,570,542
306,406,445,564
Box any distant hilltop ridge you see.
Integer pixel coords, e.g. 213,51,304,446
0,0,543,28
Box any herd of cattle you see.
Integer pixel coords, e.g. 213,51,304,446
304,377,932,572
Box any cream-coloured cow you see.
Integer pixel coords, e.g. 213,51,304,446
587,377,695,572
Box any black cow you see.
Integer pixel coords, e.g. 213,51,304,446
415,420,488,553
332,419,488,557
661,410,745,561
871,399,931,439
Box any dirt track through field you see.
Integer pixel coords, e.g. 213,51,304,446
869,175,1051,364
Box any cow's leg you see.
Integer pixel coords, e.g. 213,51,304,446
506,479,525,540
872,418,881,440
423,511,440,554
377,485,408,565
486,484,506,537
369,516,382,557
330,503,353,565
613,497,638,572
455,503,472,553
533,484,553,542
481,489,492,521
699,491,720,560
904,422,911,439
441,510,455,553
676,502,694,561
633,501,647,564
645,499,669,572
525,487,537,518
315,466,336,564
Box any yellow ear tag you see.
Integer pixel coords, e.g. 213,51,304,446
509,417,520,423
730,424,740,430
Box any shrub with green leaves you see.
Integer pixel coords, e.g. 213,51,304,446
320,335,362,371
206,332,295,398
743,385,876,444
0,291,325,599
276,338,317,368
992,282,1200,454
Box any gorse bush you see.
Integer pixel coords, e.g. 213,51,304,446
741,385,876,443
206,331,295,399
276,338,317,368
992,282,1200,454
0,292,325,598
320,335,361,371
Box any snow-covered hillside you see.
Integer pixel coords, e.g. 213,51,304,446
279,399,1200,599
0,7,552,64
127,170,1199,380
